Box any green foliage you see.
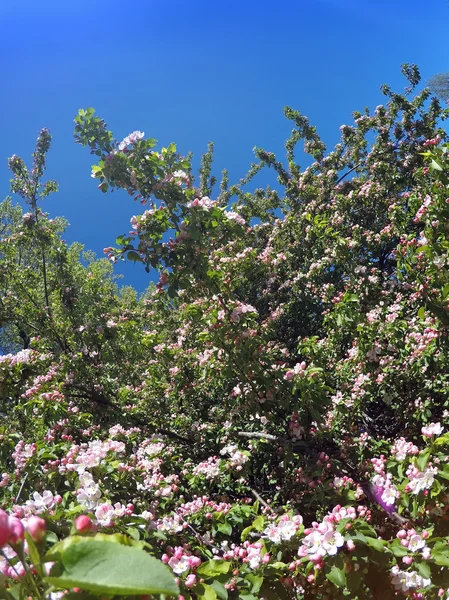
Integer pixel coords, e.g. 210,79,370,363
45,537,179,596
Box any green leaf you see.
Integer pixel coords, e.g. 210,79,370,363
390,540,410,557
267,561,287,570
246,574,263,593
416,449,430,471
431,159,443,171
416,561,431,579
45,539,178,596
252,515,265,531
216,522,232,536
434,432,449,447
437,466,449,480
196,583,217,600
196,559,231,578
127,250,142,262
432,552,449,567
45,533,138,561
209,580,228,600
126,526,141,541
240,525,253,541
326,565,347,588
365,537,386,552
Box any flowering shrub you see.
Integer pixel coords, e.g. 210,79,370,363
2,64,449,598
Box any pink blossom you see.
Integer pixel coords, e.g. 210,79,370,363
0,511,10,547
421,422,444,437
75,515,93,533
185,574,197,588
26,516,46,542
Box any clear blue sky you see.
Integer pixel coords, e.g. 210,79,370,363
1,0,448,291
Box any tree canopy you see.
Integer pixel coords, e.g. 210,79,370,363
1,65,449,599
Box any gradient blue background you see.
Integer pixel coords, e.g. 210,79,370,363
1,0,448,290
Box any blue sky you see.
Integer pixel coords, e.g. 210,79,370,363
1,0,448,291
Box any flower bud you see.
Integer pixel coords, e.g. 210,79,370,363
185,574,196,589
27,516,46,542
346,539,356,551
0,510,10,547
75,515,93,534
8,517,25,545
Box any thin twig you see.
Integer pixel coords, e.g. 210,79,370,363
237,431,280,442
15,472,28,504
249,487,270,509
175,510,220,551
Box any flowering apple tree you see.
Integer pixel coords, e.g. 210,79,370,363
2,65,449,599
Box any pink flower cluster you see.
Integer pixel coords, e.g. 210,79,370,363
186,196,216,210
65,439,126,473
0,349,33,366
230,302,258,323
162,546,202,575
222,540,270,569
391,438,419,461
284,362,306,381
95,501,131,527
421,422,444,438
0,514,46,580
0,510,24,548
263,514,303,544
391,566,431,593
406,464,438,495
298,505,365,566
192,457,221,479
414,194,432,223
19,490,58,516
225,211,245,226
12,440,36,474
220,444,249,471
20,365,58,399
118,130,144,151
288,413,305,440
396,528,430,561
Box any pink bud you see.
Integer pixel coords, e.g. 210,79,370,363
402,556,413,565
185,574,196,589
174,547,183,560
27,516,46,542
189,556,202,568
75,515,93,534
262,553,270,564
346,539,356,551
0,510,10,547
7,517,24,545
310,553,322,564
